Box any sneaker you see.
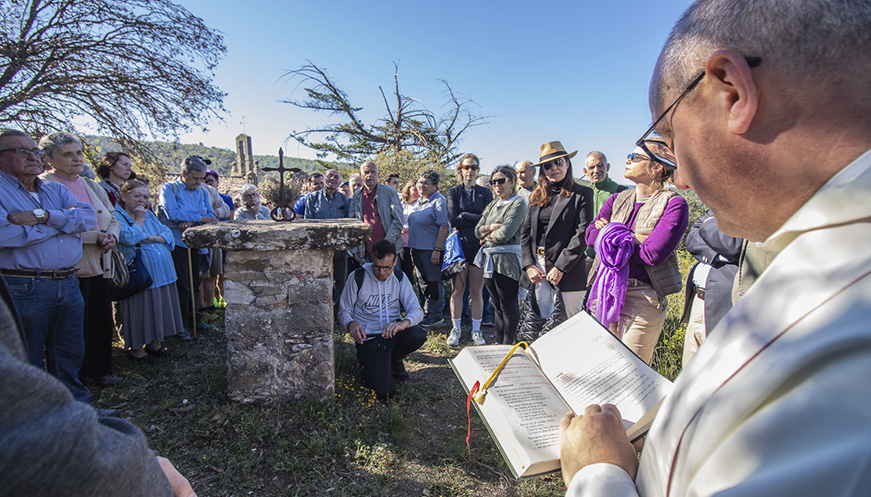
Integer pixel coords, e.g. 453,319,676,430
95,408,118,417
481,319,494,328
196,321,216,334
420,315,444,328
472,331,486,346
392,360,410,383
174,329,194,341
447,328,461,346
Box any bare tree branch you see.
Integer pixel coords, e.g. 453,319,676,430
0,0,227,173
280,62,488,166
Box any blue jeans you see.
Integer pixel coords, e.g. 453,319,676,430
5,275,89,403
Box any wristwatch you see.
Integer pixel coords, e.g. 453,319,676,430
32,208,46,223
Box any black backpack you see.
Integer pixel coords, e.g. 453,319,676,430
353,266,403,297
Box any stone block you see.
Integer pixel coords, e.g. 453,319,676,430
223,280,255,306
183,219,371,252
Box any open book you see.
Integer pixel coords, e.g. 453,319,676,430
449,311,673,479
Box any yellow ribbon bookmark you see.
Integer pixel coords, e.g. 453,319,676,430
465,341,530,461
473,342,528,404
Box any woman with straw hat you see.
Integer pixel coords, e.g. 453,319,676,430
520,141,594,325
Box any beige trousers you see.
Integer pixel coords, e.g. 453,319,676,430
681,294,707,368
591,284,667,365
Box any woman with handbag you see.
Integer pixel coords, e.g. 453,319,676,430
114,179,185,359
445,153,492,346
585,138,689,365
520,141,594,326
474,165,528,344
39,132,122,386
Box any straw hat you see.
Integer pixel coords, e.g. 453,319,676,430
533,141,577,166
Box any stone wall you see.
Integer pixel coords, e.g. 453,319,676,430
183,219,371,405
223,248,334,403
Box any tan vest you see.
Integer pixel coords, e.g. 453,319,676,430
589,188,683,298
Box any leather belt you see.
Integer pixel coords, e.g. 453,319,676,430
536,247,546,258
627,278,649,288
1,267,78,279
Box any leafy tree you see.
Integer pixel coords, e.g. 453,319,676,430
282,62,487,167
0,0,226,174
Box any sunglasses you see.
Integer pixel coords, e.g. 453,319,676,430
627,152,650,163
541,157,566,171
489,177,508,186
459,164,479,171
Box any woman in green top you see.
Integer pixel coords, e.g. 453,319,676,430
474,165,529,344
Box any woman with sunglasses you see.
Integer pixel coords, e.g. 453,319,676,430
445,153,493,346
585,139,688,365
474,166,528,344
521,141,595,324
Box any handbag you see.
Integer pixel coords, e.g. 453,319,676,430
108,248,129,288
109,247,153,301
441,230,466,280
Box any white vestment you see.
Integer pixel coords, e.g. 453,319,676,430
568,149,871,496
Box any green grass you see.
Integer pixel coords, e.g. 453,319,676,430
93,248,693,496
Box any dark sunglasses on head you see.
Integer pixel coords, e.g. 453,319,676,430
627,152,650,163
489,177,507,186
541,157,566,171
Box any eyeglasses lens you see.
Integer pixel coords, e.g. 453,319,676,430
541,157,565,171
489,178,507,186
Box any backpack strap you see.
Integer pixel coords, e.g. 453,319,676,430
354,267,365,297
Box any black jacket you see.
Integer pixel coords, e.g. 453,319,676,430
446,184,493,247
680,211,743,334
520,184,594,292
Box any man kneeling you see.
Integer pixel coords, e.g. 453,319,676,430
338,238,427,397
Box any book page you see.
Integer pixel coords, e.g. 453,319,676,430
450,345,571,477
530,312,673,428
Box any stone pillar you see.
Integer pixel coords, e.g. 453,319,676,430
184,219,371,405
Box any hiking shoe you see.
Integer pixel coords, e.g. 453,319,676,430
481,319,494,328
196,321,216,334
174,329,194,341
392,360,410,383
86,374,123,387
447,328,461,346
420,315,444,328
472,331,486,346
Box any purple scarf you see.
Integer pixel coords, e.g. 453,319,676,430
587,222,635,332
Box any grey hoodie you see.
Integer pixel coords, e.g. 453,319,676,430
337,263,424,336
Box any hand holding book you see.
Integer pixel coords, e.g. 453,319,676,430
560,404,639,487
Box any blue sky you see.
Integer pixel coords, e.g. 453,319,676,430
177,1,695,182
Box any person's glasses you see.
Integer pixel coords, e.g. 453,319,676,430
541,157,566,171
459,164,479,171
243,192,259,199
0,147,46,159
626,153,650,163
204,178,216,184
372,264,394,272
417,181,433,187
489,177,507,186
636,56,762,170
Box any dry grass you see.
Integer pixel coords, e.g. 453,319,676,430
92,249,691,496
